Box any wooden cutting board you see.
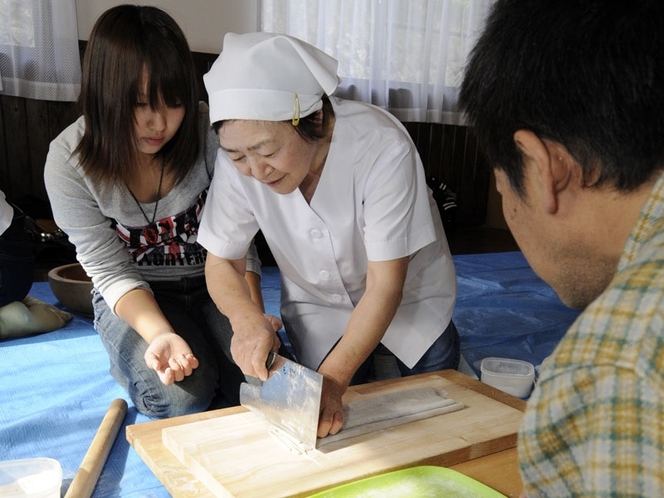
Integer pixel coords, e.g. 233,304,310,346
127,370,526,497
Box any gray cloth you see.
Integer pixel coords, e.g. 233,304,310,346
44,102,260,312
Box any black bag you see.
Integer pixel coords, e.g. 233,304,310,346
14,195,76,265
426,176,458,232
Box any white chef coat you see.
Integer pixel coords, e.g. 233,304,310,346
199,97,457,370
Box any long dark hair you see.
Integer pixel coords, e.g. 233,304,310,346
75,5,200,187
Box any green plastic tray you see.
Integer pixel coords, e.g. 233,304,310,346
308,466,507,498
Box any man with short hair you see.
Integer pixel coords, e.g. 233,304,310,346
459,0,664,495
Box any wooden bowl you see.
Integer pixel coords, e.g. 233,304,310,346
48,262,94,317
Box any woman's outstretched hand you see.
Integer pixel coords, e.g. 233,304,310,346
144,332,200,385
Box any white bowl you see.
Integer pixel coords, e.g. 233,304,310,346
0,458,62,498
480,357,535,398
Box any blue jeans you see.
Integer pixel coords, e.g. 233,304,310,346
93,275,245,419
0,213,34,307
350,319,461,385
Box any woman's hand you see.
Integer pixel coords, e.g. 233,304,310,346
317,375,347,437
144,331,199,385
230,312,282,380
114,288,199,385
206,253,281,380
264,313,283,334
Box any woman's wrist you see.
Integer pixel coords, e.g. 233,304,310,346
144,327,177,345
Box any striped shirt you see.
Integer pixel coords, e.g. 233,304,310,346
518,171,664,497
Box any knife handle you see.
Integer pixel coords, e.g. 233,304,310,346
266,351,277,370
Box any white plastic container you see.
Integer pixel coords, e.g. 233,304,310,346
480,357,535,398
0,458,62,498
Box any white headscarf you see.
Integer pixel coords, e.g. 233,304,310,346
204,32,340,124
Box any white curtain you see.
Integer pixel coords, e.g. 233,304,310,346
261,0,495,125
0,0,81,102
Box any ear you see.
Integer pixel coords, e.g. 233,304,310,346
513,130,573,215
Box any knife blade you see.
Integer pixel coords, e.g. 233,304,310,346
240,353,323,451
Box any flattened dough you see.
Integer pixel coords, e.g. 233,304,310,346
318,387,464,447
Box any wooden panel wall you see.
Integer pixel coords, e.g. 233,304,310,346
0,50,489,226
404,121,489,227
0,96,78,206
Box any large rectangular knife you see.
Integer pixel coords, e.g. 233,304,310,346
239,352,323,451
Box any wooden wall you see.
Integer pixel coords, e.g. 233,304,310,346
0,50,489,226
0,96,78,208
404,121,489,227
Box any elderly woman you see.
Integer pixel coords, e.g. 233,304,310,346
199,32,458,437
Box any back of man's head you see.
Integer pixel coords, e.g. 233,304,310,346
460,0,664,195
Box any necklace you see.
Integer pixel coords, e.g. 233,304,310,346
127,162,165,244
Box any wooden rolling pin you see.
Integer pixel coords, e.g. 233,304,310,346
64,398,128,498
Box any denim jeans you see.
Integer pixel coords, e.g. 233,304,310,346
0,214,34,307
93,275,245,419
350,319,461,385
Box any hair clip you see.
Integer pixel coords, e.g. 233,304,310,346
292,93,300,126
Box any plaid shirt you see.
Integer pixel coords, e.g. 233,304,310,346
518,171,664,497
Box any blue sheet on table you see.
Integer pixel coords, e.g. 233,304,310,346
0,251,580,497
